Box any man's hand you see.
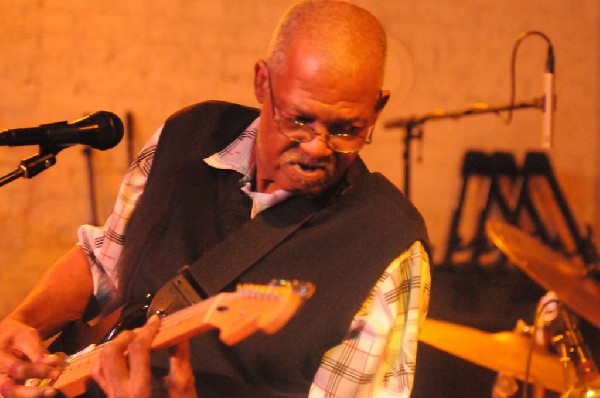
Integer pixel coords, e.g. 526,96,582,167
0,318,63,397
164,339,198,398
91,316,198,398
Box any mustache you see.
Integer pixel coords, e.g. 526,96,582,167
279,151,335,172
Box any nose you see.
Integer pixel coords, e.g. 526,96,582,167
299,129,333,157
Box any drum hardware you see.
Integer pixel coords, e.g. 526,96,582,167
419,308,600,397
420,221,600,396
484,220,600,396
486,220,600,330
419,317,574,394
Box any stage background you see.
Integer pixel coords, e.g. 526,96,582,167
1,1,598,396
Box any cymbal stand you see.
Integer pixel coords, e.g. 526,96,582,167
384,97,543,199
552,306,600,397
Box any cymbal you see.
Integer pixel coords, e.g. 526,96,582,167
420,318,574,393
486,220,600,329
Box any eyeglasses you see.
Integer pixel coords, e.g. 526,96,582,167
266,64,374,154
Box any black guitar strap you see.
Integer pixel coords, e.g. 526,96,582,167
188,194,321,296
149,157,372,316
149,194,321,315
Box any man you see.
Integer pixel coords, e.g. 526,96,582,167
0,0,431,397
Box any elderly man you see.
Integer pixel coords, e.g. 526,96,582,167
0,1,431,397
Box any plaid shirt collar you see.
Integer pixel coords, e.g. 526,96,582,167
203,117,292,217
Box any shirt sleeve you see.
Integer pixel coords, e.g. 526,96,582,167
76,126,162,307
309,240,431,398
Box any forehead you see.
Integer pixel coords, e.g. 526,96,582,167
272,50,381,121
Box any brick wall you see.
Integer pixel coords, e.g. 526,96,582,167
0,0,599,320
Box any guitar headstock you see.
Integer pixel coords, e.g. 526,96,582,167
210,279,315,345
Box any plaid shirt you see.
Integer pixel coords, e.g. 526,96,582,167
77,118,431,397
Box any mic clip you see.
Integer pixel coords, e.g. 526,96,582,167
0,145,65,187
19,151,60,179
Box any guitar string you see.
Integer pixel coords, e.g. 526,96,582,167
55,286,286,386
59,298,215,370
53,296,217,386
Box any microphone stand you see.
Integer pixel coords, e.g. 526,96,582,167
384,96,544,199
0,145,65,187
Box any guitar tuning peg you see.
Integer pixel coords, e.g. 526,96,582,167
267,279,316,300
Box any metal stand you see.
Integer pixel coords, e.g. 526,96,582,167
0,146,63,187
384,97,544,199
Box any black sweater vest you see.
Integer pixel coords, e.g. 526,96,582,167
116,101,429,397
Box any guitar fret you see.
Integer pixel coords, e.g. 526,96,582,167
54,346,101,392
152,297,215,348
42,281,311,397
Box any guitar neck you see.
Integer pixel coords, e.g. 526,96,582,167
48,281,313,397
51,297,218,395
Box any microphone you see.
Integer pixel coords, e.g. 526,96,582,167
542,45,555,148
0,111,124,151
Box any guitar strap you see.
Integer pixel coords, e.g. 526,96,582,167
149,194,321,315
149,156,372,316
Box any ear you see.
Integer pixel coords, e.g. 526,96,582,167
374,90,391,114
254,60,269,104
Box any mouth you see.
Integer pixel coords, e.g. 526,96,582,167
289,161,330,179
295,162,323,172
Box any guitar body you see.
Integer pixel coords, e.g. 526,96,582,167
48,299,150,355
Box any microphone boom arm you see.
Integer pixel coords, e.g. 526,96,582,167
385,96,544,129
384,96,544,198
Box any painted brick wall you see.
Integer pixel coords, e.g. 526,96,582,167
0,0,598,319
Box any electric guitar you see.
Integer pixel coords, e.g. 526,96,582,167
27,280,315,397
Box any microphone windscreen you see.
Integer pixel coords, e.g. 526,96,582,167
83,111,125,150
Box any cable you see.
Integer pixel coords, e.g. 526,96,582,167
504,31,554,126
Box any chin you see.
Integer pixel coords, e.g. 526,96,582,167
291,180,333,197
